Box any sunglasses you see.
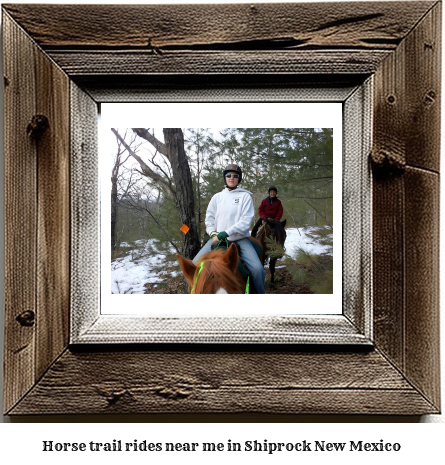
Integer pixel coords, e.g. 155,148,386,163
225,174,240,178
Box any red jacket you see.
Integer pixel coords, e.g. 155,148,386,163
258,197,283,221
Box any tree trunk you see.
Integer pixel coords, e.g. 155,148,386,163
196,141,202,239
163,128,201,259
111,175,118,254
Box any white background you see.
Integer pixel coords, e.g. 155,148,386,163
1,0,444,462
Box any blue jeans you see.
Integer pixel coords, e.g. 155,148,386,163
193,238,266,294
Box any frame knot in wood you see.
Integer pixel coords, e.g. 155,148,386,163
96,386,130,406
105,389,128,405
154,386,191,400
16,310,35,327
27,114,49,141
370,146,405,177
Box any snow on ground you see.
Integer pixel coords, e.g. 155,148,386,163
111,239,178,294
284,227,333,258
111,227,332,294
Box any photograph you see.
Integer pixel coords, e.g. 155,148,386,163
108,127,334,297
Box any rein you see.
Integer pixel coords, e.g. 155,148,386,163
190,239,250,294
190,261,204,294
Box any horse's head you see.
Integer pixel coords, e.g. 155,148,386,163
265,218,287,246
257,219,287,265
176,243,244,294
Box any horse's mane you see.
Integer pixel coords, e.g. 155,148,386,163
257,224,267,242
193,250,244,294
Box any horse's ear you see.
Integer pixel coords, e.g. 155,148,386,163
223,243,239,272
281,219,286,228
176,254,197,284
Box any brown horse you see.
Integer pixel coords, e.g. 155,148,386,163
256,218,287,284
177,243,246,294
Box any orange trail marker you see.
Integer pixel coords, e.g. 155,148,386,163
180,224,190,234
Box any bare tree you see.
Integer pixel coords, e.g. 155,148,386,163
119,180,181,254
186,128,210,241
162,128,201,258
112,127,201,259
111,130,138,254
112,128,175,198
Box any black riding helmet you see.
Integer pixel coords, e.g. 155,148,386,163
223,163,243,187
268,185,278,194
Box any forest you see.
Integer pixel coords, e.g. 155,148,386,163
110,128,334,295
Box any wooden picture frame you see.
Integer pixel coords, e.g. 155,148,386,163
2,2,441,415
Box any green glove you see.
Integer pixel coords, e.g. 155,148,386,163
217,231,229,240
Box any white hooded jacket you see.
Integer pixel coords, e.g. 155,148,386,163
205,187,254,241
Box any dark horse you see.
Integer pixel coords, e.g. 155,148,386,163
256,218,287,284
176,238,262,294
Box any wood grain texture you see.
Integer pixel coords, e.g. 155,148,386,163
2,2,435,49
8,349,437,415
3,12,38,414
3,1,433,79
70,83,99,339
76,75,365,103
342,80,372,336
3,10,71,413
372,174,405,369
46,50,390,76
74,316,371,345
404,2,441,172
372,1,441,172
371,3,409,372
404,168,440,407
35,37,71,382
372,2,441,411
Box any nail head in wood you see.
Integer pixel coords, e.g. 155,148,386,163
425,90,436,105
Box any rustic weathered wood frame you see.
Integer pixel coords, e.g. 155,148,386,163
2,2,441,415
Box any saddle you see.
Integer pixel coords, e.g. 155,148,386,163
211,238,262,288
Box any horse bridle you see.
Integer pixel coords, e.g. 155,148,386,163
191,240,250,294
190,261,204,294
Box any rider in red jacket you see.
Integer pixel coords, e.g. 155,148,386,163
251,186,283,238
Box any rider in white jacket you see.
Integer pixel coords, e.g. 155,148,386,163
205,187,254,242
193,164,266,294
